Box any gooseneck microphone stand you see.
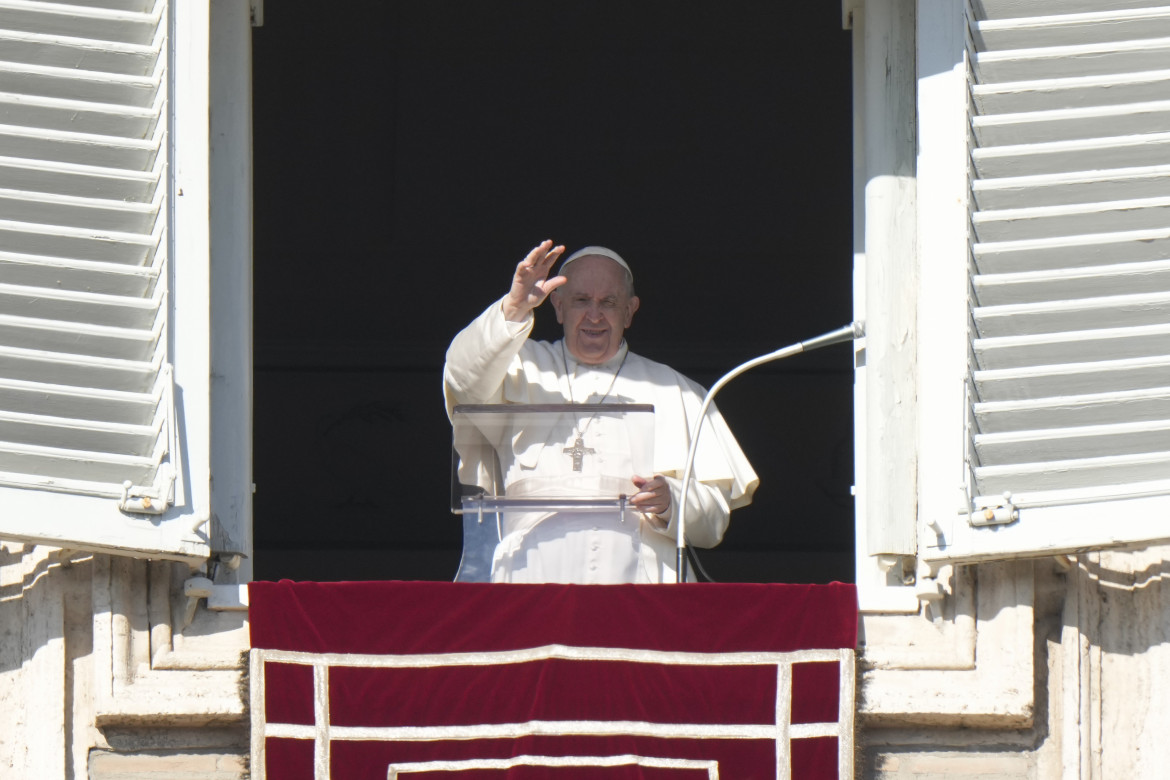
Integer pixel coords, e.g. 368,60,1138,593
675,322,865,583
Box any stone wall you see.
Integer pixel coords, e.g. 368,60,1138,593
0,543,247,780
858,545,1170,780
89,752,246,780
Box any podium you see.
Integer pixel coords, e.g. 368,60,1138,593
450,403,655,582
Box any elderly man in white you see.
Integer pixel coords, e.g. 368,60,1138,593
444,240,758,583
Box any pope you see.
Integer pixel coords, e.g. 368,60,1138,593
444,240,758,583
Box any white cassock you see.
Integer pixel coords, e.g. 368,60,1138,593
444,297,759,584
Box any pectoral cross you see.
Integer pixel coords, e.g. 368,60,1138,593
563,436,595,472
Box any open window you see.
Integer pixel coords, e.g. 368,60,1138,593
0,0,220,561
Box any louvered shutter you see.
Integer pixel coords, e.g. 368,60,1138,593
924,0,1170,563
0,0,211,560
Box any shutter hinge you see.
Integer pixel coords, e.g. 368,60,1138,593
969,492,1019,527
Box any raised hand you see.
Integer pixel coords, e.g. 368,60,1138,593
502,240,567,322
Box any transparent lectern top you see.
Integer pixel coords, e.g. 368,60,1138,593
450,403,656,582
450,403,656,513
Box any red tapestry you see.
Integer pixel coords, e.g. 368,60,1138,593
249,581,858,780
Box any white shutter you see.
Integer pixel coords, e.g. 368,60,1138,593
0,0,210,560
924,0,1170,563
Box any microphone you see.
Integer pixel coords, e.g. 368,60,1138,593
675,321,865,582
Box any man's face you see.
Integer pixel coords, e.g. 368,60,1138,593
551,255,640,365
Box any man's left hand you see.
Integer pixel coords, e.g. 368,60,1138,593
631,475,671,525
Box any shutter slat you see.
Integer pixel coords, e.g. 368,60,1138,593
0,188,158,232
975,452,1170,496
0,155,159,201
975,387,1170,431
0,61,161,107
972,100,1170,146
0,443,156,485
0,28,160,76
973,132,1170,178
0,408,159,455
0,123,160,169
0,2,162,45
0,251,158,296
973,260,1170,305
0,376,156,424
972,164,1170,210
974,37,1170,82
972,195,1170,242
0,281,162,328
975,419,1170,464
0,92,161,137
974,292,1170,336
973,9,1170,53
0,219,158,264
35,1,156,14
0,345,159,392
973,0,1170,21
0,314,161,361
974,69,1170,115
974,323,1170,371
973,227,1170,273
974,355,1170,401
973,9,1170,52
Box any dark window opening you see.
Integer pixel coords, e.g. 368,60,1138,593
252,1,855,583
